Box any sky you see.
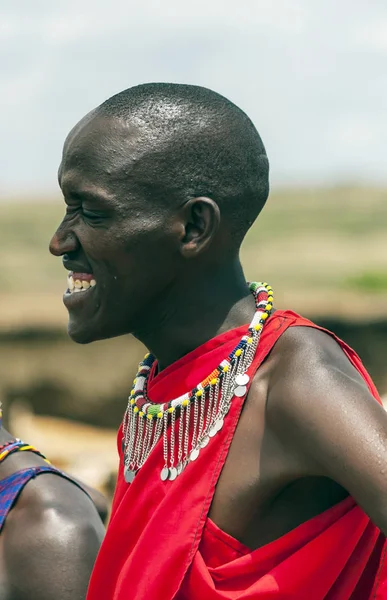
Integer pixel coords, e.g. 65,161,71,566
1,0,387,198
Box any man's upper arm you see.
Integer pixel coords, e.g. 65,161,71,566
3,483,105,600
267,326,387,534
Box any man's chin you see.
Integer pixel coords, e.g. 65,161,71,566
68,323,97,345
67,316,105,344
67,318,130,344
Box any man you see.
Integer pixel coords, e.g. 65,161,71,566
0,423,106,600
50,83,387,599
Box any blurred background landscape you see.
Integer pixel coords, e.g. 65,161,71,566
1,0,386,501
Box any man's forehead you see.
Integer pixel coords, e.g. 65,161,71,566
61,114,142,178
64,114,135,154
59,168,116,205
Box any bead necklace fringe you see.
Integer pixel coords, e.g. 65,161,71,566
122,282,274,483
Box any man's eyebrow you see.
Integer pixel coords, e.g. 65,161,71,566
75,189,111,205
61,182,114,207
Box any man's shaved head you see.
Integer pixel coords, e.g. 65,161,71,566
51,83,270,344
96,82,269,245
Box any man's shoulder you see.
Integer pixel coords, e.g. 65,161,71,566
261,318,375,440
5,469,105,545
2,471,104,600
10,467,102,517
249,314,359,411
268,314,360,379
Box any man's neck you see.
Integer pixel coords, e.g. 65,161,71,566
0,427,14,445
133,260,256,370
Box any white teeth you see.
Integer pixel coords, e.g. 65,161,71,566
66,275,96,294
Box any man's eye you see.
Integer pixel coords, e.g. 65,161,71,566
65,206,80,218
83,210,103,221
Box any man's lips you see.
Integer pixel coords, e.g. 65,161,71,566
66,271,97,293
63,270,97,310
71,272,95,282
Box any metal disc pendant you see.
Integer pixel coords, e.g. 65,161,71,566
124,466,136,483
200,435,210,448
169,467,178,481
209,425,218,438
177,463,184,476
234,385,247,397
235,373,250,386
215,417,224,432
190,447,200,461
160,467,170,481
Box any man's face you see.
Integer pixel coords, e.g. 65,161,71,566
49,115,181,343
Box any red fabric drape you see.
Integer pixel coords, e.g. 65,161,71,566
87,311,387,600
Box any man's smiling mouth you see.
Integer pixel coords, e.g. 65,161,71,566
66,271,97,294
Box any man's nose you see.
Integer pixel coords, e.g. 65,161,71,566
49,227,79,257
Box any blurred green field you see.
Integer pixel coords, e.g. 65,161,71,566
1,185,386,327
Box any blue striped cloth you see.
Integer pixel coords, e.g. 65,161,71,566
0,466,91,531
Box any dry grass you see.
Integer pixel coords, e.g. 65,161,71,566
1,185,387,328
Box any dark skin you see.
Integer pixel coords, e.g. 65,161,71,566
0,428,105,600
50,113,387,555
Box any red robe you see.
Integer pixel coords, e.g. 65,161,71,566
87,310,387,599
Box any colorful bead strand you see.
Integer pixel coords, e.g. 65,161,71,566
0,440,50,464
123,281,274,483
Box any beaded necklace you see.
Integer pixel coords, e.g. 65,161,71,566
0,406,50,465
123,281,273,483
0,440,50,464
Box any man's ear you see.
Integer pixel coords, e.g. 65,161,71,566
179,197,220,258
